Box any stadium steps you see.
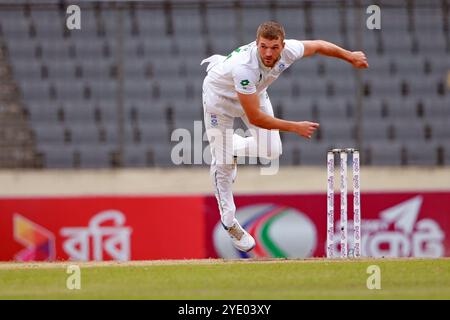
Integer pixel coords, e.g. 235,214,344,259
0,41,38,168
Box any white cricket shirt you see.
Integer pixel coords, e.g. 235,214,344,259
202,40,305,116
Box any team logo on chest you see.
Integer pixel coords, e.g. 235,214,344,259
278,63,286,72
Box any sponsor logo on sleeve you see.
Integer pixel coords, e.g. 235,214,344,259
240,79,250,90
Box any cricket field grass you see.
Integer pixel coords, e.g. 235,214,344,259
0,258,449,299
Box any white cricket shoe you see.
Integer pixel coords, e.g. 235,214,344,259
224,219,256,252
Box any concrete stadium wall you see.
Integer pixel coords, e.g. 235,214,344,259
1,166,449,196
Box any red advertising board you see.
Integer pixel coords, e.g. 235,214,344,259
0,192,449,261
0,196,206,261
205,192,450,259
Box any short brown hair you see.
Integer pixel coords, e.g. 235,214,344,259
256,21,285,41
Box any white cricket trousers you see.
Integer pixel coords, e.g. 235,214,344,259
202,80,282,228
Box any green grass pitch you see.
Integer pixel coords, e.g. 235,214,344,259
0,258,449,299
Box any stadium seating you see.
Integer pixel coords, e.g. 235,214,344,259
0,0,449,168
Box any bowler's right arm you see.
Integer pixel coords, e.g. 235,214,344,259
237,92,319,139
